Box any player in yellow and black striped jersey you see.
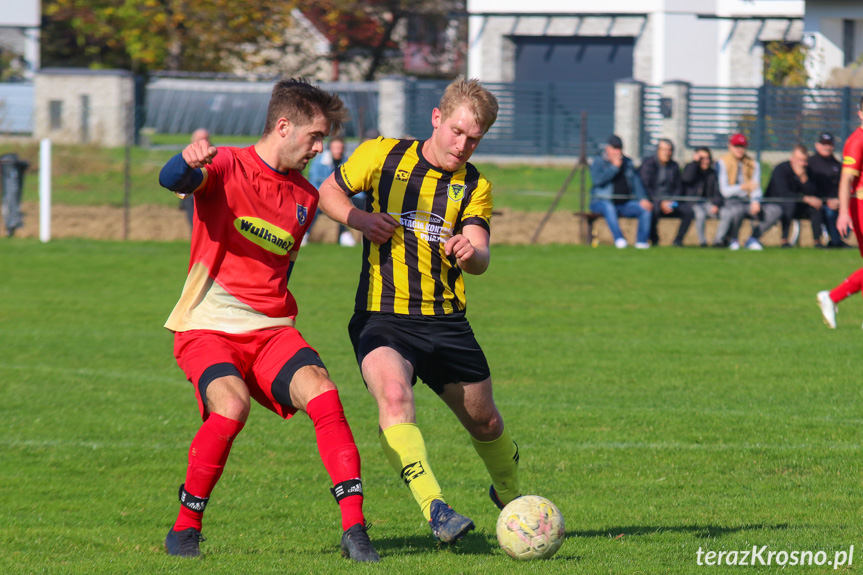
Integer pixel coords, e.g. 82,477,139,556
333,135,493,315
318,77,522,545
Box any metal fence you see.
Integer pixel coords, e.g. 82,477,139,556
144,78,379,139
403,80,615,158
0,82,34,134
684,85,863,154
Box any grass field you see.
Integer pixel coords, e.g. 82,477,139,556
2,240,861,573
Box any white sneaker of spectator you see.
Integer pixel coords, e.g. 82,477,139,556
301,235,309,247
634,242,650,249
744,238,763,251
728,240,740,251
816,290,837,329
614,238,628,249
339,230,357,247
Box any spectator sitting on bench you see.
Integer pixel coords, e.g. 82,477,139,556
747,144,825,249
682,147,722,247
714,133,763,250
639,138,692,247
808,132,852,248
589,134,652,249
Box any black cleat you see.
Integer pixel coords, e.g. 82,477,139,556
164,527,205,558
489,485,522,511
489,485,506,510
340,523,380,562
428,499,474,544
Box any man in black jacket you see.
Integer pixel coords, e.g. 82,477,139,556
750,144,825,248
808,132,850,248
639,139,692,246
682,147,722,247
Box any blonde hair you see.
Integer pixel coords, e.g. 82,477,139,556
438,77,499,134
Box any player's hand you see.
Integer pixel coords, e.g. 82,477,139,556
444,234,475,266
182,140,218,169
837,212,854,238
357,211,398,245
749,200,761,216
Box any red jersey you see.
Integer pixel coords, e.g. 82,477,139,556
165,146,317,334
842,126,863,198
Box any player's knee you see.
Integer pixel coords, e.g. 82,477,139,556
376,381,413,415
209,393,251,422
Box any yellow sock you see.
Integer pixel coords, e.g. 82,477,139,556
471,427,520,505
379,423,443,521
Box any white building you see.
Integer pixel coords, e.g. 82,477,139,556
467,0,806,88
0,0,40,78
803,1,863,87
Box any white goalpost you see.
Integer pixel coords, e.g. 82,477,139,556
39,138,51,243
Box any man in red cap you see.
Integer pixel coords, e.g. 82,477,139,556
714,133,763,250
817,96,863,328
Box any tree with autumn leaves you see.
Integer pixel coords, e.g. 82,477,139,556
41,0,467,80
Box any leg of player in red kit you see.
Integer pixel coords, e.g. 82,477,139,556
817,199,863,329
287,363,380,562
166,372,249,558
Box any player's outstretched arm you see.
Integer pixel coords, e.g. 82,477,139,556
445,225,490,275
319,173,398,244
158,140,216,194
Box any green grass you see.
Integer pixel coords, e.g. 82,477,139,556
0,141,772,215
1,240,860,573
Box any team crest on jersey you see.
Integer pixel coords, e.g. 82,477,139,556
447,183,466,202
296,204,308,226
396,169,410,182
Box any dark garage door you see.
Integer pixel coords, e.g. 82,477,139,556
512,36,635,153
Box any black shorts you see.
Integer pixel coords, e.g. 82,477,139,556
348,311,491,395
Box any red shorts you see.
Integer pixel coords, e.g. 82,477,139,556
173,328,325,420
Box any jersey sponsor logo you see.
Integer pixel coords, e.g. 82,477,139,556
447,183,466,202
401,461,427,485
389,210,454,243
296,204,308,226
234,217,295,255
844,156,857,166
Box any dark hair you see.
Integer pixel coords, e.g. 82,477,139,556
263,78,350,136
657,138,674,153
695,146,711,159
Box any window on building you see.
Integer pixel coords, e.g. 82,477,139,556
49,100,62,130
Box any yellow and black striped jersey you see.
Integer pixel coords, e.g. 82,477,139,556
334,137,493,315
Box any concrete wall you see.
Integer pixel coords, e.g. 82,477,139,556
34,69,134,147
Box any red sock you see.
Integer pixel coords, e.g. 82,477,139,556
829,267,863,303
173,413,244,532
306,389,364,531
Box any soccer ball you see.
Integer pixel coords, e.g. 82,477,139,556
496,495,565,560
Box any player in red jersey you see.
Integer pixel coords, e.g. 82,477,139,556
817,96,863,329
158,79,379,562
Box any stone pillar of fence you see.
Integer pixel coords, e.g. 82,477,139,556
377,77,407,139
614,80,644,162
661,80,691,155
